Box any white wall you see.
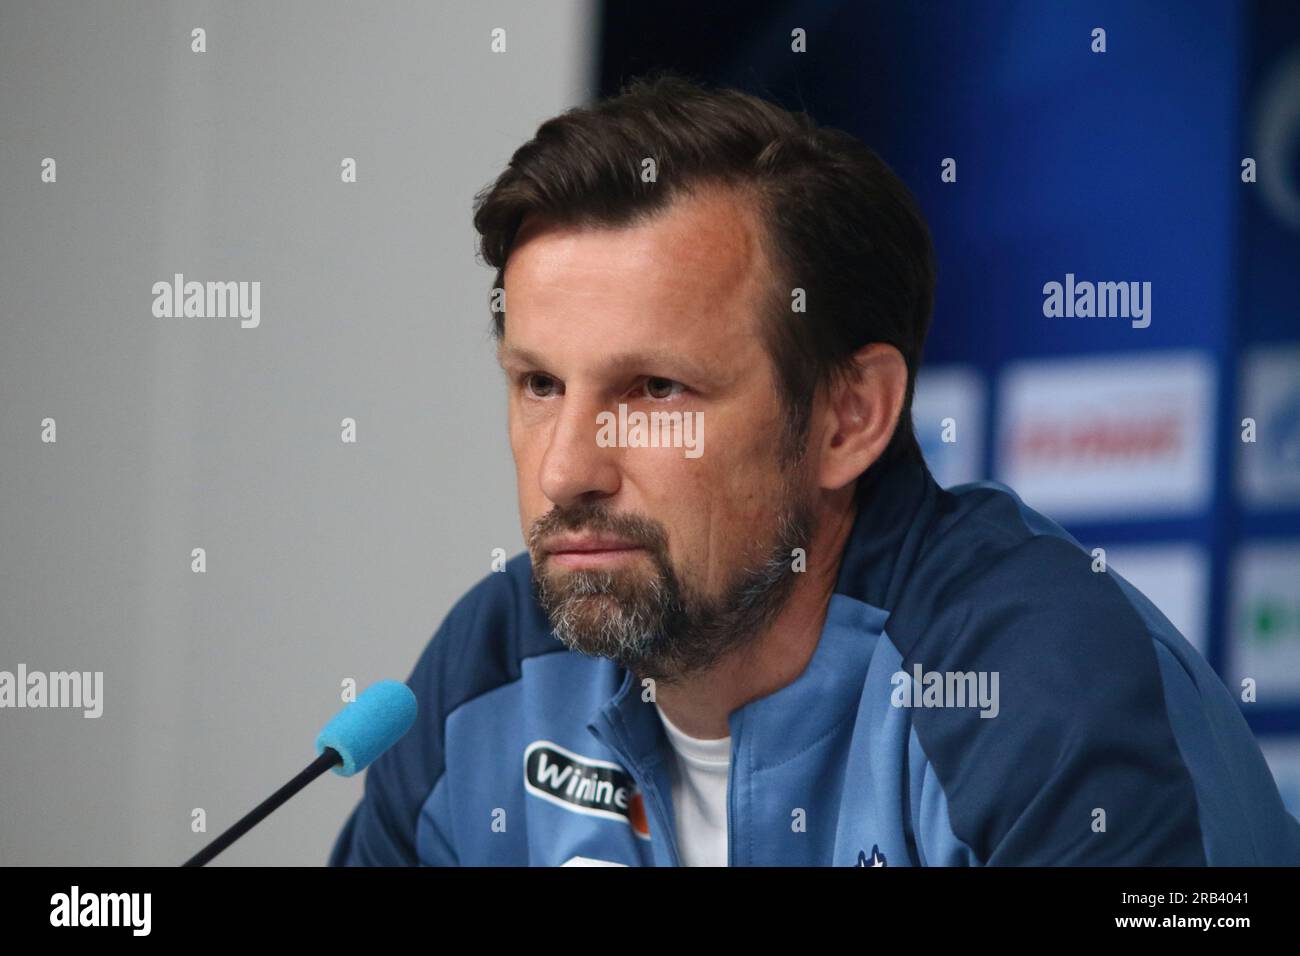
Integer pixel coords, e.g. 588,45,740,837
0,0,598,865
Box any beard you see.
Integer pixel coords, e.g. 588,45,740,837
527,469,815,684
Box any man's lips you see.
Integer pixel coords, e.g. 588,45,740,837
543,534,647,569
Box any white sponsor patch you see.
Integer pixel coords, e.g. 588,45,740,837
996,352,1214,520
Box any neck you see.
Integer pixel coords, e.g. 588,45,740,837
650,493,858,739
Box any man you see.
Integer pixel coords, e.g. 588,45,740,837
329,74,1300,866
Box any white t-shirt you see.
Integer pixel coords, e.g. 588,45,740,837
654,703,731,866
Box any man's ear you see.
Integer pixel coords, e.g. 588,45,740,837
815,343,909,492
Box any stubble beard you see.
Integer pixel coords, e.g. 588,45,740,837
529,468,814,684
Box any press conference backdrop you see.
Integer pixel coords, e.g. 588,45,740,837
2,1,1298,867
598,0,1300,817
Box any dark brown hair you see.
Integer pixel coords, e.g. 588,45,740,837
473,71,936,475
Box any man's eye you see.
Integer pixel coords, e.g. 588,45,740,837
524,373,559,399
643,377,683,400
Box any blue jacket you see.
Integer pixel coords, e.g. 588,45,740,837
328,455,1300,865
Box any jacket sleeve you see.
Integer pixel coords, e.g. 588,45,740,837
903,535,1210,865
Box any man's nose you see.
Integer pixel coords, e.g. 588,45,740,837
538,392,621,507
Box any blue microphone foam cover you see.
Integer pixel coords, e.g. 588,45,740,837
316,679,418,776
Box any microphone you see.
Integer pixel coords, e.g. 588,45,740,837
181,680,418,867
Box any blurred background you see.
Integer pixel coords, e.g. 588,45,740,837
1,0,1298,865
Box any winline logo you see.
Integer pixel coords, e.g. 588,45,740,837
523,740,651,839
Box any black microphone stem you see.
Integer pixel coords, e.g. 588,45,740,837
182,747,342,867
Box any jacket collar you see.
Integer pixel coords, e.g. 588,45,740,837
723,448,941,769
832,451,940,612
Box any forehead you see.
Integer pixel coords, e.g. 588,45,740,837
500,186,773,361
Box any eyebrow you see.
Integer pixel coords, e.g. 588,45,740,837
496,344,720,385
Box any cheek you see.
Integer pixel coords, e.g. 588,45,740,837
629,447,771,570
697,423,795,571
508,396,545,459
711,415,789,511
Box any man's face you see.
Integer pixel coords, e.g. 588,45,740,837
498,187,815,682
